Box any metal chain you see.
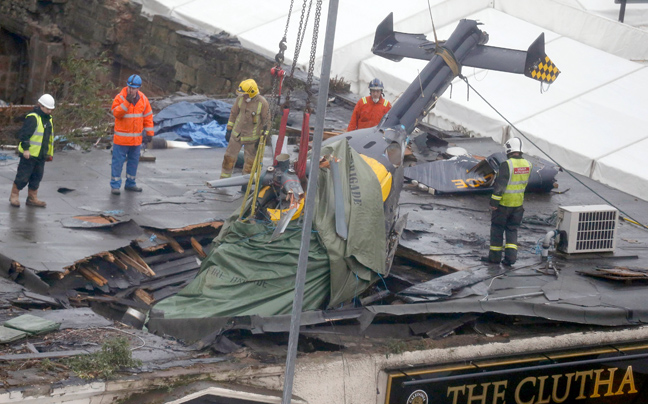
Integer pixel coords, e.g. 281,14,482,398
283,0,295,41
289,0,312,80
269,0,296,126
269,71,281,119
280,0,313,108
304,0,322,112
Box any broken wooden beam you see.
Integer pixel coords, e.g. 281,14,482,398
134,288,155,306
77,265,108,286
110,253,130,271
191,237,207,258
114,251,155,277
395,245,457,274
124,246,155,275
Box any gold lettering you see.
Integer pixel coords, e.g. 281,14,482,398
452,179,468,188
615,366,639,395
591,368,617,398
492,380,507,404
574,370,593,399
552,373,575,403
466,383,491,404
536,376,551,404
515,377,536,404
447,385,466,404
465,178,483,188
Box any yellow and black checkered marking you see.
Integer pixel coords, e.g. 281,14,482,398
528,56,560,83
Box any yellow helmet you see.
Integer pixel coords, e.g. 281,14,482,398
237,79,259,98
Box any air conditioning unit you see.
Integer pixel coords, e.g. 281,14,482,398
556,205,618,254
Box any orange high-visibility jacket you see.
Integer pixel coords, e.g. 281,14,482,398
346,96,391,131
111,87,154,146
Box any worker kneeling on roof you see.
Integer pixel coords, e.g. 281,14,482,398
220,79,270,179
346,78,392,131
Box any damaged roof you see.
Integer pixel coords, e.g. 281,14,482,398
1,108,648,395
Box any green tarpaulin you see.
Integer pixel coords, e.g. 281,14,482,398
0,326,27,344
3,314,61,335
152,139,387,319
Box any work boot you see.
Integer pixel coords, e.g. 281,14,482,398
26,188,46,208
111,188,121,195
9,183,20,207
480,256,499,264
501,259,515,267
124,185,142,192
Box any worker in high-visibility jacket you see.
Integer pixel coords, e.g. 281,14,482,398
10,94,56,208
482,137,532,266
220,79,270,179
346,78,391,131
110,74,154,195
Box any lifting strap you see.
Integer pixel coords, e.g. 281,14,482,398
295,112,310,179
273,108,290,165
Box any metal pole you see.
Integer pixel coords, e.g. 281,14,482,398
281,0,339,403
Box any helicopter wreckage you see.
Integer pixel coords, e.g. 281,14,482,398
147,14,561,332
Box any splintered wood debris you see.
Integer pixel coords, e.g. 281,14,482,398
578,266,648,281
4,221,224,327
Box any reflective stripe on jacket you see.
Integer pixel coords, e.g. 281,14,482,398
18,113,54,157
111,87,154,146
228,94,270,143
499,158,531,207
346,96,391,131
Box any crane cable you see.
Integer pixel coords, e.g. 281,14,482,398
460,76,648,231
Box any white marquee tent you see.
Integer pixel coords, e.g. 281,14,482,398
135,0,648,202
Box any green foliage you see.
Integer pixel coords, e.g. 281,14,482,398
329,75,350,93
39,359,57,372
386,339,408,356
47,47,113,149
65,336,142,380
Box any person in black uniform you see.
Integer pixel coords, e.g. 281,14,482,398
9,94,55,208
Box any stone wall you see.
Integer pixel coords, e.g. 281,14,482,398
0,0,275,103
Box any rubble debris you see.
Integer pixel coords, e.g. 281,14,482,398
578,266,648,281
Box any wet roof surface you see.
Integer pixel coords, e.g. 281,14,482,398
393,136,648,326
0,129,647,366
0,147,240,273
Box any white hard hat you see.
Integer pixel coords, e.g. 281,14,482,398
505,137,523,154
38,94,55,110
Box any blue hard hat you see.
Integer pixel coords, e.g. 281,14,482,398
127,74,142,88
368,78,384,90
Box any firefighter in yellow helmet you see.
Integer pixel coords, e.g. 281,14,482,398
220,79,270,178
482,137,532,266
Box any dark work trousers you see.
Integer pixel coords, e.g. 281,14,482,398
488,205,524,264
14,156,45,191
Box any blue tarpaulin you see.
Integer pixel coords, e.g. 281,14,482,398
175,121,228,147
153,99,232,147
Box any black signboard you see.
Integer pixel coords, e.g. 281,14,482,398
386,344,648,404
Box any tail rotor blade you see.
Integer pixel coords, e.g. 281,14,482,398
269,206,298,242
